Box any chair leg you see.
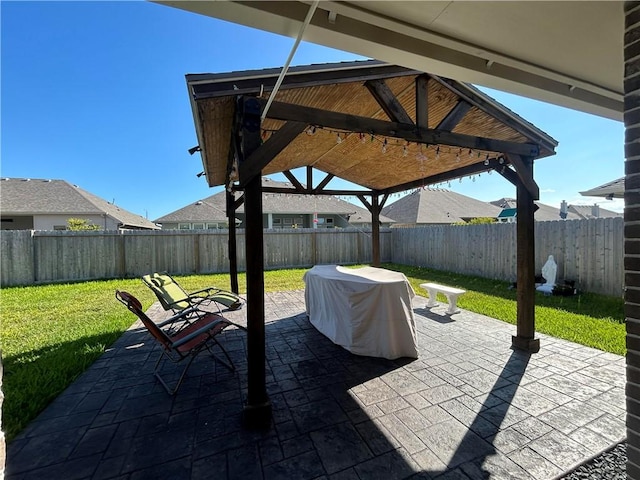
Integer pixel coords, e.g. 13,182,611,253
205,339,235,372
153,350,197,395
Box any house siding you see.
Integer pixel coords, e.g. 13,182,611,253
33,214,117,231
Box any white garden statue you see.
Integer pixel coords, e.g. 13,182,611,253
537,255,557,295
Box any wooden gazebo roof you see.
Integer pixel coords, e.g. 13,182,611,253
186,60,557,195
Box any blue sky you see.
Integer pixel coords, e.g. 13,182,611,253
2,1,625,221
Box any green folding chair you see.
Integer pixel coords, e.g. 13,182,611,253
141,272,245,329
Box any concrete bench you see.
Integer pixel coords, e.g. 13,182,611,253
420,282,466,315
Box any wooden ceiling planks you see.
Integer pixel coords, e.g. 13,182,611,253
190,63,556,190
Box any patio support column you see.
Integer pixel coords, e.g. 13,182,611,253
512,155,539,353
238,96,271,429
625,3,640,479
226,189,239,294
371,194,381,267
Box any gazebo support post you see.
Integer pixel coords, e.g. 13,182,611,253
511,155,540,353
371,194,381,267
238,97,272,428
226,189,239,294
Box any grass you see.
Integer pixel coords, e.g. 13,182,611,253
0,264,625,441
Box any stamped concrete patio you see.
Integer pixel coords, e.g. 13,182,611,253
6,291,626,479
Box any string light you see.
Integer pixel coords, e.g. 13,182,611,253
260,126,498,165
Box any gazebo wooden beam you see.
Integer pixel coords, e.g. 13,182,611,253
365,79,413,124
436,100,473,131
239,121,307,187
307,166,313,192
282,170,305,192
380,157,504,195
505,153,540,200
226,190,239,294
415,74,429,130
189,63,421,100
512,155,540,353
371,194,381,267
235,96,271,429
496,164,519,187
262,99,540,157
259,186,374,196
429,75,558,153
313,172,335,193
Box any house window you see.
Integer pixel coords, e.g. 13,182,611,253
192,223,205,230
272,218,282,229
283,218,293,226
53,225,66,231
179,223,191,230
206,223,218,229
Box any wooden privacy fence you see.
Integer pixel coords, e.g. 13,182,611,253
1,218,624,296
0,228,391,287
391,217,624,297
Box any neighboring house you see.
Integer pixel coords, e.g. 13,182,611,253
0,178,159,231
491,197,621,222
567,204,621,220
155,177,395,230
491,198,580,222
381,188,502,225
579,177,624,199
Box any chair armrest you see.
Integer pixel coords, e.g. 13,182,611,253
187,286,222,298
157,306,200,327
171,318,227,348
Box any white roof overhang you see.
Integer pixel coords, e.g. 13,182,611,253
157,1,623,121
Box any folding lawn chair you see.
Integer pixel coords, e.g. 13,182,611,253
142,272,244,318
115,290,235,395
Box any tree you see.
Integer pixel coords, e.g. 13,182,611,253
66,218,100,231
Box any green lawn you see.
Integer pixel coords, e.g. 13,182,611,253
0,264,625,441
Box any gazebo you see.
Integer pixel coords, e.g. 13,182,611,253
185,60,557,427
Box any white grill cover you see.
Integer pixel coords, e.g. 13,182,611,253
303,265,418,359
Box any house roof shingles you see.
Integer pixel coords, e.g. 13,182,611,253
0,178,159,229
382,188,502,224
